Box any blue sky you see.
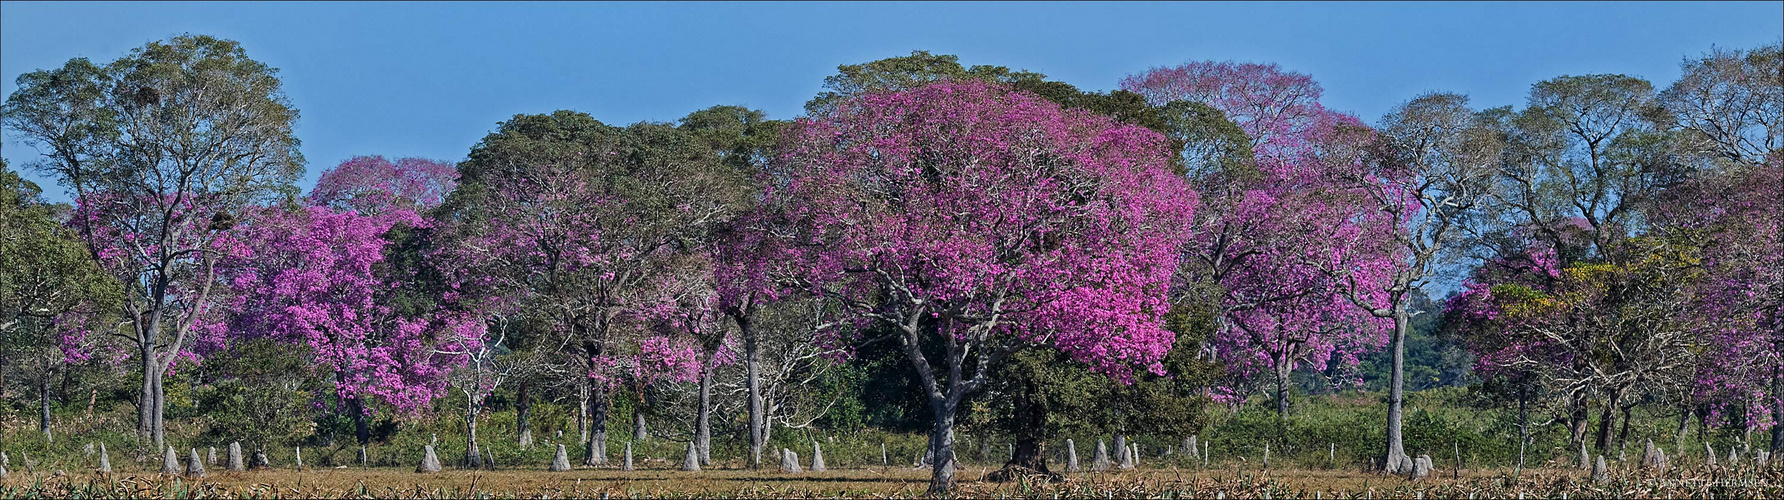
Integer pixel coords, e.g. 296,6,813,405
3,1,1780,202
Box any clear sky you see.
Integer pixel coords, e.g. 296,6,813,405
3,1,1780,202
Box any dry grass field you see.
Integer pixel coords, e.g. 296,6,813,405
4,462,1781,498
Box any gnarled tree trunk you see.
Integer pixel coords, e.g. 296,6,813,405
1275,357,1294,418
927,401,961,493
465,399,484,468
1595,389,1620,453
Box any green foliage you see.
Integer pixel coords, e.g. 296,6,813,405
1159,101,1259,182
0,159,122,428
1488,284,1547,302
189,339,321,451
1201,388,1523,468
0,160,119,330
677,105,786,178
810,360,871,432
844,326,936,433
804,50,1047,115
1353,292,1475,393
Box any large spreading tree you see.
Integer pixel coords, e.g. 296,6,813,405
217,203,481,447
2,35,304,449
771,80,1195,493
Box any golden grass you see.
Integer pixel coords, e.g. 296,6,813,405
3,463,1780,498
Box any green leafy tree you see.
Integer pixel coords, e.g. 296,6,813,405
2,34,303,449
1,159,121,437
191,339,319,453
1478,74,1690,451
803,50,1047,115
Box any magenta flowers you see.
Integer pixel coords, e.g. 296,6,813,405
771,80,1195,493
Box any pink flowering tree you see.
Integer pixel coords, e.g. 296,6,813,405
1121,61,1329,156
771,80,1195,493
635,254,736,465
1212,196,1391,416
218,205,483,444
1658,156,1784,452
1122,62,1397,426
309,155,458,217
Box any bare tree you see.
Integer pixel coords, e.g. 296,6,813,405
1659,42,1782,166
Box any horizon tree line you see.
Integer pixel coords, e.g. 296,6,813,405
1,34,1779,495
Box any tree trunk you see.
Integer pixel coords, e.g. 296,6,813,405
899,315,1002,496
516,379,532,447
741,314,766,468
928,399,960,495
1677,407,1692,450
1516,380,1529,472
346,395,370,445
584,341,609,466
586,386,608,466
39,370,54,437
588,337,617,467
1569,402,1590,448
1616,405,1633,452
139,344,156,444
763,403,775,448
577,382,589,445
465,400,483,468
696,365,713,465
1383,298,1409,472
1007,441,1054,478
1594,390,1618,453
1275,358,1292,419
151,360,166,450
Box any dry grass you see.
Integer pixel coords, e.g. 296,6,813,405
3,463,1781,498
